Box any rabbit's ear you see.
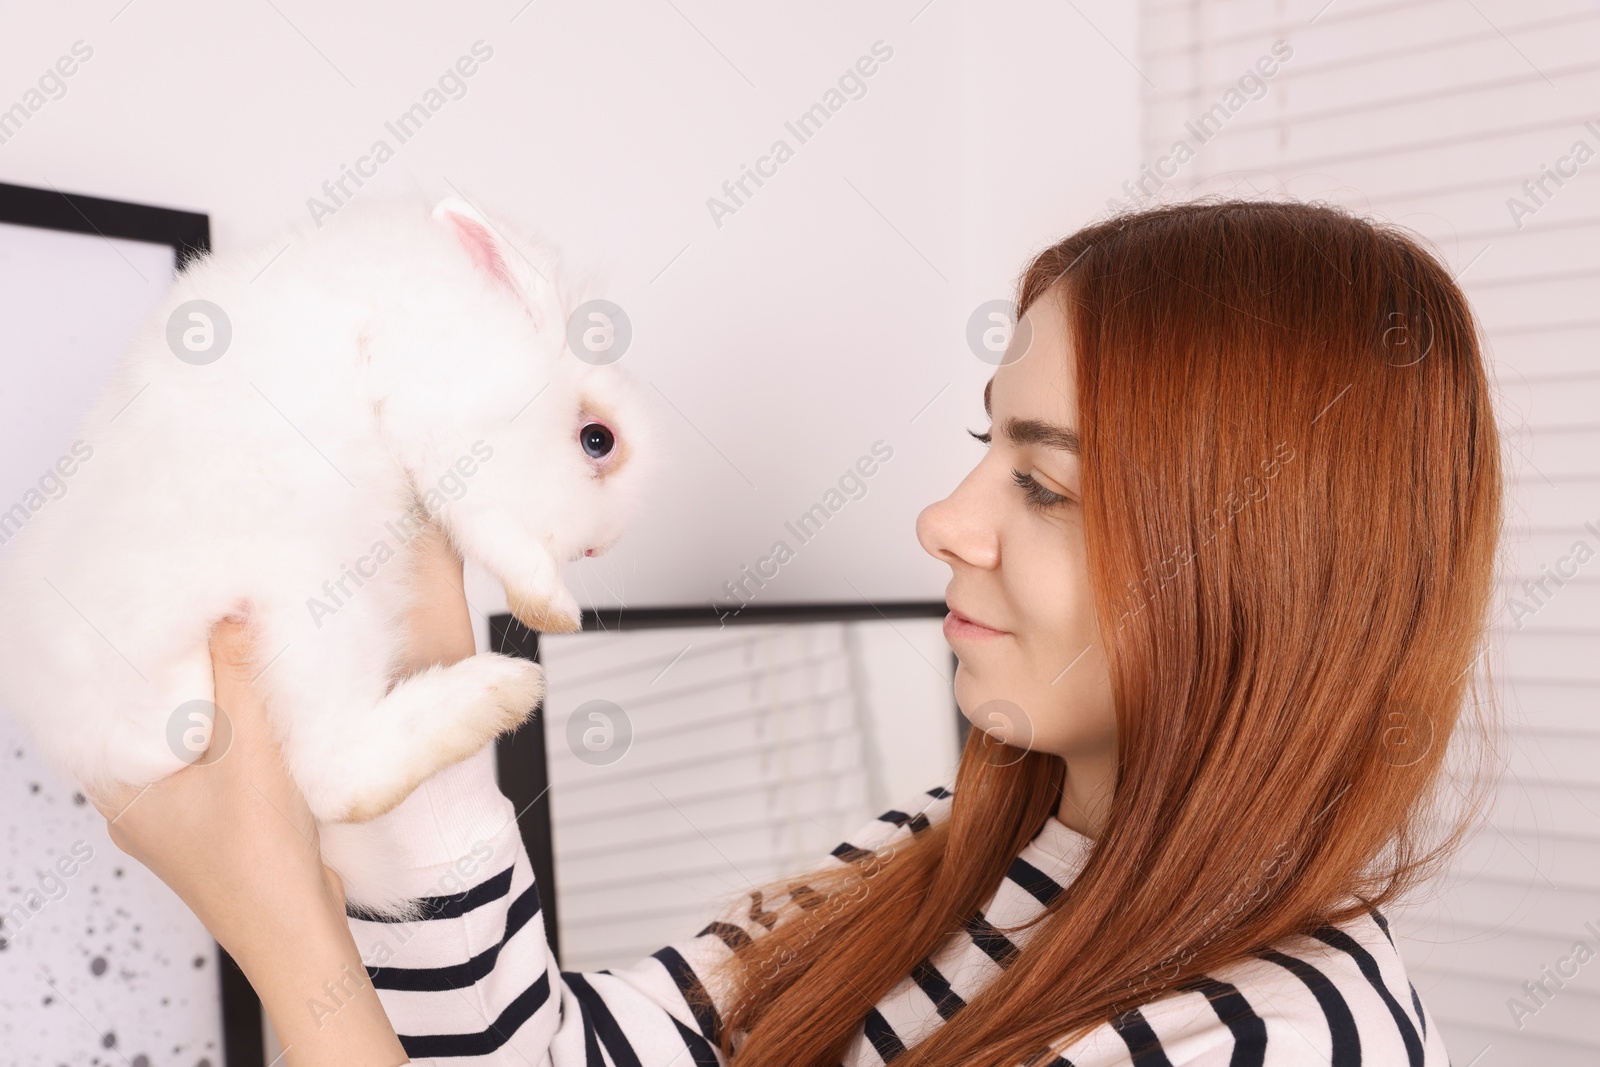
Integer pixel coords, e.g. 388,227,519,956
432,197,558,326
433,197,517,292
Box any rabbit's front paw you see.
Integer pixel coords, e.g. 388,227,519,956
334,653,544,822
506,579,581,634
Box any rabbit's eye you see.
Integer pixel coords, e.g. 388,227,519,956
580,422,615,460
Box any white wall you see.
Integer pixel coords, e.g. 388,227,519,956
1,0,1139,621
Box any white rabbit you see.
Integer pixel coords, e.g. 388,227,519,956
0,195,651,915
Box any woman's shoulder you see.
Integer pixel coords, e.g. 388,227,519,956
607,784,961,1011
1097,906,1450,1066
658,785,956,948
835,788,1449,1064
825,782,956,860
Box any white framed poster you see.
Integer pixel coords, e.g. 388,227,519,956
0,182,254,1067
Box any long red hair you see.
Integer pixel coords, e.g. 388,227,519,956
701,199,1505,1066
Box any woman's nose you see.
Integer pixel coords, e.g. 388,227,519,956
916,472,1000,570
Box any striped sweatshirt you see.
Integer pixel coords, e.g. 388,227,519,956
339,743,1451,1065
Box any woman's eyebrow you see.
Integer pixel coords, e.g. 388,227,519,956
985,379,1082,454
1002,417,1082,454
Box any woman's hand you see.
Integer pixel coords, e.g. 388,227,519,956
396,518,478,676
91,613,338,960
91,614,408,1066
87,520,478,1064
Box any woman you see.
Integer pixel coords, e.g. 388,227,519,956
94,199,1503,1066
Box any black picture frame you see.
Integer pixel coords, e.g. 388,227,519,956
488,599,955,966
0,182,260,1062
0,180,211,270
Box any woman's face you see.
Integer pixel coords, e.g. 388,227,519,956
916,289,1118,818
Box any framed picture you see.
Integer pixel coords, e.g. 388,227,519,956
0,182,266,1065
491,600,959,970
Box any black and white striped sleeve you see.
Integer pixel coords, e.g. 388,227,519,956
338,741,733,1065
336,747,952,1066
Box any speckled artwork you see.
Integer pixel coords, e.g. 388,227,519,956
0,722,224,1065
0,221,231,1064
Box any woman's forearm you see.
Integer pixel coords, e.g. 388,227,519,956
228,869,408,1066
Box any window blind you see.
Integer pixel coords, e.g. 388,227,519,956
538,616,956,972
1139,3,1600,1062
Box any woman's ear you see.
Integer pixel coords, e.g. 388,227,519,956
432,196,518,293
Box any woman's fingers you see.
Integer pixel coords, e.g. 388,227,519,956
205,612,295,788
208,613,261,736
83,620,259,822
211,611,254,665
204,613,321,846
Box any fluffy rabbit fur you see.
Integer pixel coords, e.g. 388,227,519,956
0,196,651,916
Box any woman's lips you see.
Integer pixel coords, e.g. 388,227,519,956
944,609,1008,641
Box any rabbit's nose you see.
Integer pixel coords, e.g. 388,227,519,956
580,537,618,560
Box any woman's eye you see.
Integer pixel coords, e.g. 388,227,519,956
974,427,1070,508
580,422,615,460
1011,469,1071,510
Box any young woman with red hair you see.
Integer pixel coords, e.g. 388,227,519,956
97,198,1503,1065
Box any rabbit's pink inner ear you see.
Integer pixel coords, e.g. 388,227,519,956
441,210,516,291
